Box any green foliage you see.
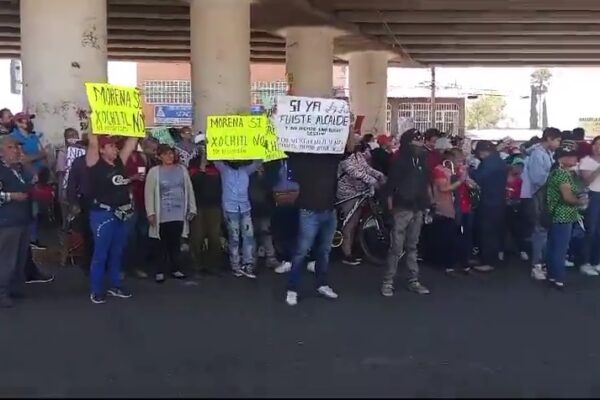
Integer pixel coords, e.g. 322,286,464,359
466,95,507,130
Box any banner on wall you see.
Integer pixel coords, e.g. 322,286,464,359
274,96,350,154
154,105,192,126
578,118,600,137
85,83,145,137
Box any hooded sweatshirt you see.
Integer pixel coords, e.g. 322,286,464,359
520,143,553,199
385,133,431,211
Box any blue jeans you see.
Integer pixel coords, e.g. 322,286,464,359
583,191,600,266
546,223,574,284
531,224,548,266
224,210,255,270
287,209,337,292
89,209,129,295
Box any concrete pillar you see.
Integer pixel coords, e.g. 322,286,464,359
190,0,251,134
284,27,337,97
20,0,107,146
348,51,392,135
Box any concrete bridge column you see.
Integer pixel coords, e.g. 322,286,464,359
190,0,251,134
20,0,108,146
283,27,340,97
348,51,392,136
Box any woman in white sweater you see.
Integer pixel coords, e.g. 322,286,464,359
144,144,196,283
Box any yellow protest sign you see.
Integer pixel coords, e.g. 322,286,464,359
263,121,287,162
207,115,263,160
85,83,145,137
206,115,287,161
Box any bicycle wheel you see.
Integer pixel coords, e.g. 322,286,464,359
358,214,390,265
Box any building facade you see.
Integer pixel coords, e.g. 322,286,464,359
138,62,349,129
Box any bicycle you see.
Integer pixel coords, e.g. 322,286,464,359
332,187,391,265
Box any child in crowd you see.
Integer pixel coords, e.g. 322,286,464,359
503,155,529,262
214,160,262,279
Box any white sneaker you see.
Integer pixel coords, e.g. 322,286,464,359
275,261,292,274
498,252,505,261
520,251,529,262
307,261,316,273
286,290,298,306
565,259,575,268
580,264,599,276
317,285,338,299
531,265,546,281
594,264,600,273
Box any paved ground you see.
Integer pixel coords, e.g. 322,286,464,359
2,258,600,398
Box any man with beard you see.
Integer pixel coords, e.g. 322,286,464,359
381,129,432,297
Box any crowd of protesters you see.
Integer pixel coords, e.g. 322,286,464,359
0,104,598,308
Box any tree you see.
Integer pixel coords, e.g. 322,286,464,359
466,95,507,130
529,85,538,129
530,68,552,129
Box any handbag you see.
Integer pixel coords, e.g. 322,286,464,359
272,160,299,206
273,190,299,206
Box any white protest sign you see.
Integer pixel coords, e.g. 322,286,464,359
62,146,86,189
274,95,350,154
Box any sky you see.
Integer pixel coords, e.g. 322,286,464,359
0,59,137,113
0,59,598,132
388,66,600,130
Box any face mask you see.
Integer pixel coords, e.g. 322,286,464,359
66,138,78,145
368,142,379,150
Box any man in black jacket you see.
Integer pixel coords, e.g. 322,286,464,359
382,129,432,297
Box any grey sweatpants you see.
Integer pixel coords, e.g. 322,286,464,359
383,210,423,285
0,225,29,298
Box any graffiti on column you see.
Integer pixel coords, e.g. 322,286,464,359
77,108,89,134
81,19,103,50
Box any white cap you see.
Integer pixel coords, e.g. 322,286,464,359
194,133,206,144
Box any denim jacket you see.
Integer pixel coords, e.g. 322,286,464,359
214,161,261,213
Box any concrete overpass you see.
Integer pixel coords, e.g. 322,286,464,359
3,0,600,144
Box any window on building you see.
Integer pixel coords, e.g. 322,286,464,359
143,80,192,104
142,79,290,109
398,102,460,135
251,80,288,108
386,103,391,133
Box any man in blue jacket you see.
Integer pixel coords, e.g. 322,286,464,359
471,140,508,272
520,128,562,280
0,135,33,308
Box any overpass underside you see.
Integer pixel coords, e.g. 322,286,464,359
5,0,600,144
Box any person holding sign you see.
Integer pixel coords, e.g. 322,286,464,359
284,126,356,307
214,160,262,279
85,134,138,304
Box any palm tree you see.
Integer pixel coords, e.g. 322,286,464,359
530,68,552,129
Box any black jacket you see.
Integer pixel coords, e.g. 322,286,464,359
385,148,431,211
191,167,222,208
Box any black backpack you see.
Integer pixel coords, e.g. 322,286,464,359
533,184,552,230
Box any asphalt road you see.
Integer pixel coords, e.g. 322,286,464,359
2,260,600,398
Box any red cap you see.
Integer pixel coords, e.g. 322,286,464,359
377,134,392,146
13,112,34,122
97,136,116,148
